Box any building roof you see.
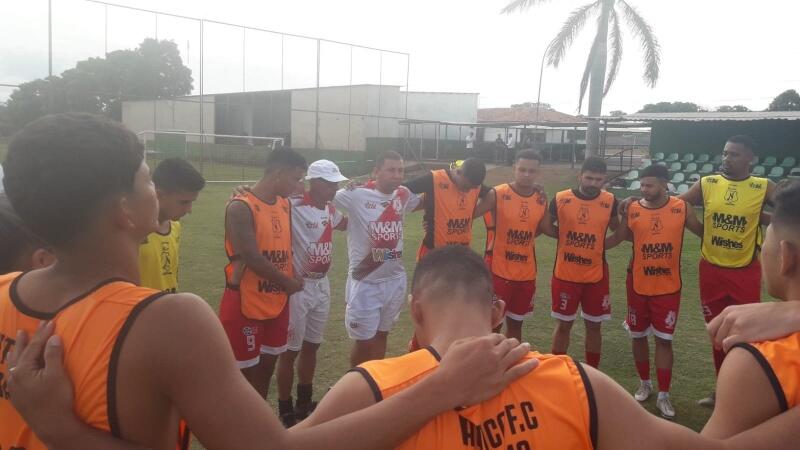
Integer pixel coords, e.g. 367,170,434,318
604,111,800,122
478,107,579,123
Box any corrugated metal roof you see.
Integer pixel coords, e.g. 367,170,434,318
609,111,800,122
478,107,579,123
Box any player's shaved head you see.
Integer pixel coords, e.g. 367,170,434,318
411,245,493,307
772,181,800,237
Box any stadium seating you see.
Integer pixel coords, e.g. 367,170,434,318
712,154,722,164
762,156,778,167
670,172,685,184
652,152,665,161
684,162,698,173
665,153,680,162
781,156,797,168
788,167,800,180
640,159,652,169
628,180,641,191
623,170,639,181
768,166,786,180
696,154,710,163
699,163,714,175
656,161,667,167
668,162,682,172
681,153,695,163
752,165,767,177
677,184,690,195
688,173,701,183
752,155,760,166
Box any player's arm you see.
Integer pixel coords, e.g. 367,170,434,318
586,363,800,450
760,180,778,225
472,188,496,218
679,180,703,206
334,216,348,231
226,200,301,292
604,213,630,249
401,172,434,195
685,203,704,238
537,199,559,238
608,199,621,232
708,301,800,352
701,346,783,438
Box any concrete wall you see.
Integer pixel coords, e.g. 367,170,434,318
122,96,215,143
401,92,479,140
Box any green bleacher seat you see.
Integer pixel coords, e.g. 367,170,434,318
681,153,695,163
712,154,722,164
668,162,682,172
696,154,710,163
628,180,641,191
677,184,690,195
623,170,639,181
762,156,778,167
652,152,665,161
640,159,652,168
684,162,698,173
656,161,667,167
670,172,685,184
699,163,714,174
768,166,785,179
752,165,766,176
780,156,797,168
688,173,701,183
788,167,800,180
665,153,680,162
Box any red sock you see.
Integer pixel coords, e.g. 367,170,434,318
585,352,601,368
657,368,672,393
635,360,650,381
712,348,726,375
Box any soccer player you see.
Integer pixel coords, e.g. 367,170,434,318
677,135,777,406
138,158,205,293
544,156,619,369
403,157,490,261
0,196,55,274
0,113,536,450
220,148,306,399
303,245,800,450
333,151,422,367
477,150,548,341
277,160,348,427
605,165,703,418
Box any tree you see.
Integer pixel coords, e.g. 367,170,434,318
510,102,554,111
716,105,750,112
609,110,627,116
7,38,192,129
638,101,705,113
503,0,660,156
768,89,800,111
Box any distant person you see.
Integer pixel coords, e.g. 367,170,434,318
506,133,517,165
0,196,54,274
465,131,475,155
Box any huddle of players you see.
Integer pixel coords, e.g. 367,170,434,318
2,114,800,450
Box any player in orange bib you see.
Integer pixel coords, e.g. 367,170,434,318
220,148,307,399
303,245,800,450
478,150,548,341
542,157,619,369
606,165,703,418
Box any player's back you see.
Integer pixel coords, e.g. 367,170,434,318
357,349,596,450
736,330,800,411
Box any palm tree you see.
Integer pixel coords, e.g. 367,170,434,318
503,0,661,156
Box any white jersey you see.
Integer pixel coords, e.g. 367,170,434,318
334,182,421,283
290,193,344,279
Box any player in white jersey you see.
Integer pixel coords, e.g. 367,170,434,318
276,160,348,427
334,151,422,367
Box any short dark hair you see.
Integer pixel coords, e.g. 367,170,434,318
3,113,144,246
265,148,307,174
727,135,756,153
772,181,800,230
640,164,669,181
376,151,403,169
581,156,607,174
0,195,48,274
152,158,206,193
461,158,487,186
515,150,542,164
412,245,493,305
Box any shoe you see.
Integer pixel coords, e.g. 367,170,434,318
657,394,676,419
278,398,297,428
280,411,297,428
634,380,653,402
697,390,716,408
295,401,318,421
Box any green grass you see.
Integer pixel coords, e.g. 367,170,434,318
177,164,775,450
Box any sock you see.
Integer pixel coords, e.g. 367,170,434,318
278,398,294,415
551,349,566,355
297,384,313,404
658,391,670,400
657,368,672,393
585,352,601,368
635,360,651,381
712,348,726,375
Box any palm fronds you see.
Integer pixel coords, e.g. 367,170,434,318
501,0,554,15
546,1,602,67
616,0,660,87
604,7,623,95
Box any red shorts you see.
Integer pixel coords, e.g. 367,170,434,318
492,274,536,321
624,272,681,340
219,288,290,368
699,258,761,323
551,264,611,322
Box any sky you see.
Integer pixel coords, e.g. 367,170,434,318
2,0,800,115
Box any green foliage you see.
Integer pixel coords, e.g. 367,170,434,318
6,38,193,129
638,101,706,113
715,105,750,112
768,89,800,111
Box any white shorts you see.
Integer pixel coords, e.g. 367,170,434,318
287,277,331,352
345,275,407,341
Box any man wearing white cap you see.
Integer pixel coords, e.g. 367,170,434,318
277,159,349,427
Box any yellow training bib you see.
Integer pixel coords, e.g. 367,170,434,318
139,221,181,292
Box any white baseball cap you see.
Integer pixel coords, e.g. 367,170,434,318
305,159,349,183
